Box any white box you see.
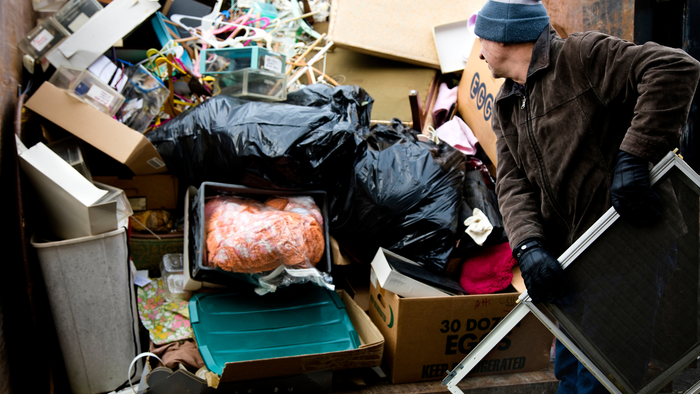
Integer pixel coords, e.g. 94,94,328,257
31,228,141,394
370,248,459,298
17,139,118,240
432,18,476,74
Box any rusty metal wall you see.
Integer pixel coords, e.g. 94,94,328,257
544,0,635,41
0,1,37,394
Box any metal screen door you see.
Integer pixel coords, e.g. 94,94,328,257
442,151,700,394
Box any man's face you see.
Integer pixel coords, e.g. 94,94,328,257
478,38,508,79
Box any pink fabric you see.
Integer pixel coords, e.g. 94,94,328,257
432,83,459,127
460,242,517,294
437,116,479,155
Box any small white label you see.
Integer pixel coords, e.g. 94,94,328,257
30,29,54,52
67,12,90,32
86,85,115,108
147,157,165,169
237,0,254,7
262,55,283,73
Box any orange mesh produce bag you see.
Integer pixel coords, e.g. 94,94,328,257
204,196,325,273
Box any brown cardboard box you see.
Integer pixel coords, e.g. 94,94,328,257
25,82,167,175
328,0,486,69
217,290,384,382
92,174,179,211
368,268,553,384
457,39,505,168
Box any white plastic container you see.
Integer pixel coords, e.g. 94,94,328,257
48,66,83,90
30,228,141,394
32,0,67,13
215,68,287,101
46,136,92,181
69,69,125,116
17,17,70,60
160,253,192,303
53,0,103,33
116,64,168,133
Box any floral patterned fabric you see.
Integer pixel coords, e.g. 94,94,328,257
136,278,193,345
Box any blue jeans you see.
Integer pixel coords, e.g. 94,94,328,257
554,338,608,394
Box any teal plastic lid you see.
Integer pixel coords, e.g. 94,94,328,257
190,285,360,375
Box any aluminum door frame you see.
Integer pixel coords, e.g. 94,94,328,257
442,151,700,394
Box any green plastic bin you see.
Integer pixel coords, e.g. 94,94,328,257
190,285,360,375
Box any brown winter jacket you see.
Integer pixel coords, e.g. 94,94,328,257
494,26,700,255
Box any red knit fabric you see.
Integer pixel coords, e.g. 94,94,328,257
459,242,516,294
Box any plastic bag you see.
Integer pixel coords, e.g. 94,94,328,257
202,194,333,294
453,157,508,257
328,119,465,272
145,84,372,189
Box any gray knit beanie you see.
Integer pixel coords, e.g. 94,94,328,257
474,0,550,43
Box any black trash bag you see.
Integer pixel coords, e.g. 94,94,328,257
453,157,508,257
329,119,465,272
145,84,373,189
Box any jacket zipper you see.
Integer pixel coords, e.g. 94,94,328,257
521,87,572,232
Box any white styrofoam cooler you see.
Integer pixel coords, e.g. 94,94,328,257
31,227,141,394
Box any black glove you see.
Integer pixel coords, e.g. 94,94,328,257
610,150,661,225
514,239,568,303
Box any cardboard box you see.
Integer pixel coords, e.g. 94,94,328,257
17,139,118,239
216,290,384,382
92,174,179,211
328,0,486,69
25,82,167,175
457,39,505,168
45,0,160,70
368,267,553,384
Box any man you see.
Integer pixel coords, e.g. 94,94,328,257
473,0,700,393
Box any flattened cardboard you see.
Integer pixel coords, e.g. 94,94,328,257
328,0,487,69
217,290,384,382
457,39,505,167
25,82,167,175
92,174,179,211
368,267,552,384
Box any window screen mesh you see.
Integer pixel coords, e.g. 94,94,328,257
539,165,700,394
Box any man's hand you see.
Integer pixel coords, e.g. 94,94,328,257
611,150,661,225
514,239,568,303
